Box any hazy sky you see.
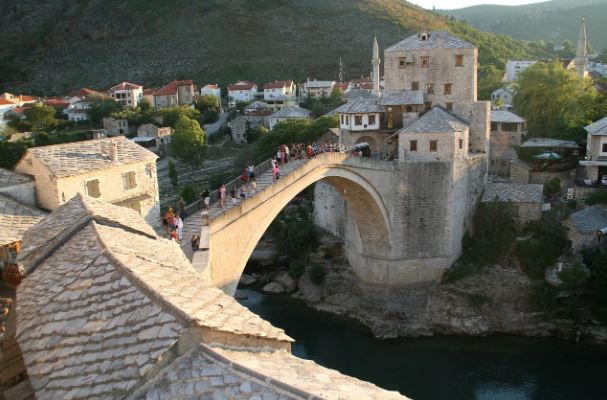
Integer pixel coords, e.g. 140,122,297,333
408,0,548,9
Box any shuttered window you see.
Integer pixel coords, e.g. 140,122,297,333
123,171,137,190
86,179,101,198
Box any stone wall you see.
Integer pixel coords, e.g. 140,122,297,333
529,170,575,187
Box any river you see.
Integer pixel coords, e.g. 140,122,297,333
236,287,607,400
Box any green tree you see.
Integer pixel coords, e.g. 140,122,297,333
194,94,220,124
513,62,598,139
159,106,200,128
88,97,122,124
169,116,206,169
24,103,59,131
168,159,179,187
478,65,505,100
0,140,30,169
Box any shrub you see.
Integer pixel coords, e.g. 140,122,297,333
288,259,306,279
558,263,590,290
543,177,561,196
309,263,327,285
442,262,484,284
532,282,560,311
585,189,607,206
566,199,577,210
180,184,197,204
582,247,607,306
168,159,178,188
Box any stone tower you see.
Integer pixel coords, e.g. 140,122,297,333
372,36,381,97
575,18,588,79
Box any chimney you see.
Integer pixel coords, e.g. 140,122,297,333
109,140,118,162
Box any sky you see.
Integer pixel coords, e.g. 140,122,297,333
408,0,548,10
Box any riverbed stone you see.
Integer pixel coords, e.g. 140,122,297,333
298,274,322,302
272,271,296,292
262,282,285,294
234,290,249,300
239,274,256,285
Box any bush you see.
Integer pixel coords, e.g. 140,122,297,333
582,247,607,306
168,159,179,187
543,177,561,196
180,184,197,204
288,259,306,279
585,189,607,205
558,263,590,290
309,263,327,285
532,282,560,311
442,262,484,284
566,199,577,210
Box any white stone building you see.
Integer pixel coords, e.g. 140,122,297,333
108,82,143,108
134,123,173,156
262,80,297,111
489,110,525,176
227,81,258,103
580,116,607,184
268,106,312,130
14,136,160,228
505,60,537,82
154,80,196,109
199,83,222,103
66,100,91,122
301,79,335,99
491,87,515,107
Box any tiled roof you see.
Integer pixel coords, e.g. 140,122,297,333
19,136,158,178
270,106,312,118
0,99,15,105
110,82,143,91
481,183,543,204
228,81,256,91
381,90,424,106
68,88,99,98
16,195,293,400
0,194,45,246
399,107,469,133
586,116,607,136
155,80,194,96
202,83,220,90
43,98,70,108
520,138,579,148
244,100,268,110
263,80,293,89
334,96,384,114
0,167,32,188
491,110,525,124
304,80,335,89
386,31,475,52
568,205,607,233
142,88,157,95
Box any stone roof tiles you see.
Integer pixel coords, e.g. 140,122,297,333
244,101,268,110
520,138,579,148
381,90,424,106
303,80,335,88
585,116,607,136
399,107,469,134
386,31,475,52
0,167,32,188
491,110,525,124
0,194,45,246
19,136,157,178
334,96,384,114
568,205,607,233
270,106,312,118
481,183,544,204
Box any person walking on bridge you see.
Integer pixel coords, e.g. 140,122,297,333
218,184,226,208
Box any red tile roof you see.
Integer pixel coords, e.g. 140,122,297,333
110,82,143,91
69,88,99,98
228,81,256,91
0,99,15,106
203,84,220,90
263,80,294,90
143,88,157,95
43,98,70,108
9,106,32,114
333,83,349,92
155,80,194,96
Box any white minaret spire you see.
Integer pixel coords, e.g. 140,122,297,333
372,36,381,98
575,17,588,79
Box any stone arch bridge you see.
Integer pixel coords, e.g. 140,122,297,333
182,151,486,295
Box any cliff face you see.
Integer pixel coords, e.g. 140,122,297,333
0,0,544,94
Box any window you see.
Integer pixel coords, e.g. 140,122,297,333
502,123,519,132
444,84,453,95
491,123,498,132
421,57,429,68
406,105,413,113
345,115,350,124
459,139,463,149
398,57,406,68
427,84,434,94
123,171,137,190
368,114,376,125
410,140,418,151
455,55,464,67
355,115,363,125
86,179,101,198
429,140,438,152
602,143,607,153
411,81,419,91
424,101,432,111
446,102,453,111
340,115,344,124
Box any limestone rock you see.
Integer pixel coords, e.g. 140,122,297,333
272,271,296,292
262,282,285,294
298,274,322,303
234,290,248,300
239,274,256,286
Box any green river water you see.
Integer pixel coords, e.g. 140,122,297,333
237,287,607,400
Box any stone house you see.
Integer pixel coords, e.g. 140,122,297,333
301,79,335,99
244,101,269,114
580,116,607,184
564,205,607,251
268,106,312,130
228,116,249,145
134,123,173,156
153,80,195,109
491,87,515,107
481,183,543,222
262,80,297,111
66,100,91,122
489,110,525,176
108,82,143,108
102,117,129,136
67,88,100,105
199,84,221,104
13,136,160,227
227,81,258,103
505,60,536,82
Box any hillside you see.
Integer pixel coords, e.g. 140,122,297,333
0,0,549,95
441,0,607,50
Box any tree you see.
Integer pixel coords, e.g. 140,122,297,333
169,116,206,168
88,97,122,124
21,103,57,131
194,94,220,124
159,106,200,128
513,62,599,140
0,140,30,169
168,159,179,187
478,65,504,100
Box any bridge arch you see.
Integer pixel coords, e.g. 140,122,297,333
207,153,393,295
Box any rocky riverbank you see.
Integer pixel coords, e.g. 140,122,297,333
241,231,607,346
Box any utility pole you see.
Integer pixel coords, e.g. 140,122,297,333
339,57,344,82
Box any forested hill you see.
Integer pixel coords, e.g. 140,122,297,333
0,0,549,95
441,0,607,50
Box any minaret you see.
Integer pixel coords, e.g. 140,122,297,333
575,18,588,79
372,36,381,97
